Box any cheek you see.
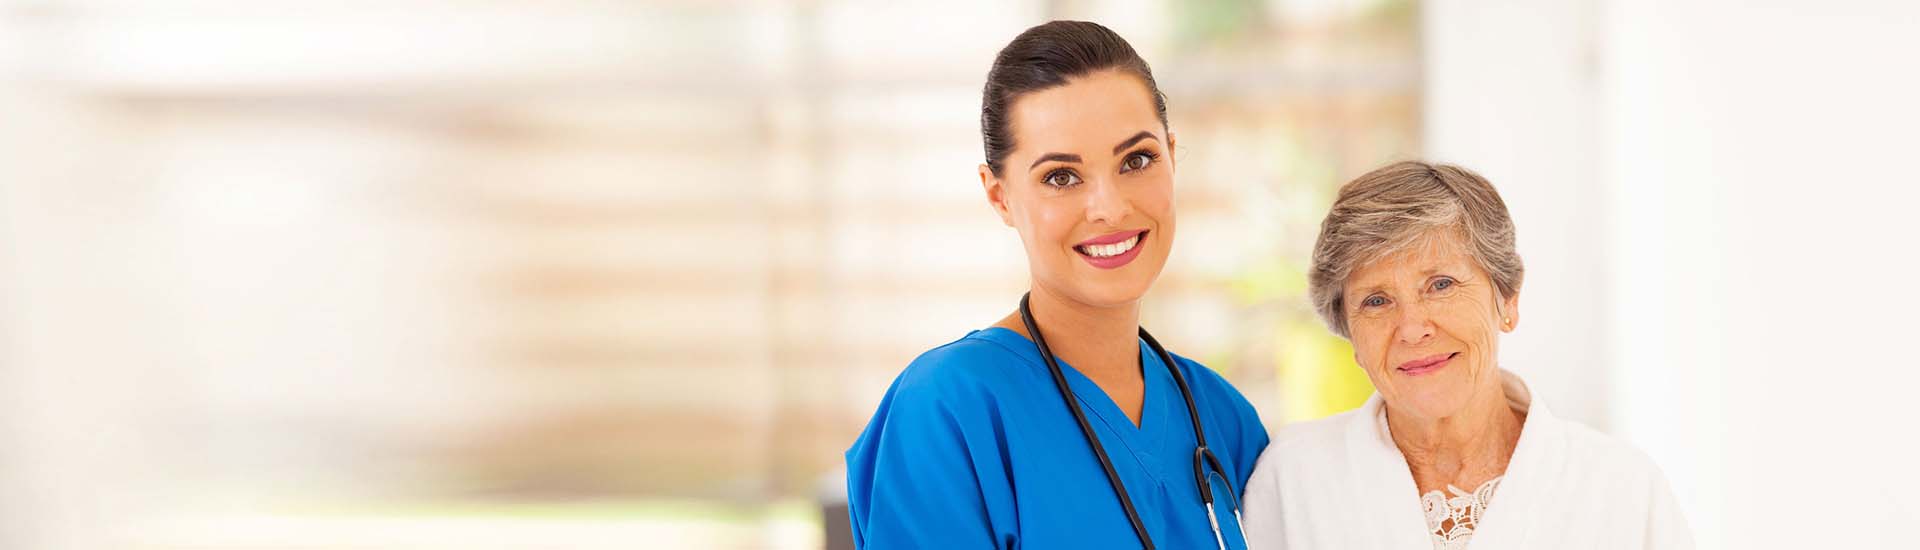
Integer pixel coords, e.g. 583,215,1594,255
1348,324,1391,370
1433,304,1500,358
1013,197,1076,249
1035,204,1078,248
1139,178,1176,223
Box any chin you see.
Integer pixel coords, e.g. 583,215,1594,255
1077,279,1155,307
1377,372,1476,420
1038,247,1164,307
1393,390,1474,420
1076,258,1166,306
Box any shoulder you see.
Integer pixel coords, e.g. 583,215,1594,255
1167,352,1257,411
1552,418,1674,484
1518,413,1684,512
891,330,1035,397
850,331,1033,454
1166,352,1269,436
1243,406,1368,519
1253,407,1364,478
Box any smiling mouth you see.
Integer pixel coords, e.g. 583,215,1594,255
1396,352,1459,376
1075,230,1146,258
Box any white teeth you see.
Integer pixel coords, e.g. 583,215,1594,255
1082,234,1140,258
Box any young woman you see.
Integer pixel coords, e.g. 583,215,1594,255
844,21,1269,550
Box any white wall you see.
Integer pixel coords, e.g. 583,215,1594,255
1427,1,1920,548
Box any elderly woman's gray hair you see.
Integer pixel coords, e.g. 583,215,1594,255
1308,161,1525,338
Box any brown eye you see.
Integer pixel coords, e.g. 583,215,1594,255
1044,170,1081,188
1121,152,1154,172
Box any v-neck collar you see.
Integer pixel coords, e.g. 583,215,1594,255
1346,368,1560,549
974,327,1174,479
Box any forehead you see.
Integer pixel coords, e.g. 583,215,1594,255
1006,70,1162,156
1345,229,1477,291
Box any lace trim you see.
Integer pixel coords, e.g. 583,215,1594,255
1420,475,1502,550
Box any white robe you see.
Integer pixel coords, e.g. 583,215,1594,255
1241,370,1692,550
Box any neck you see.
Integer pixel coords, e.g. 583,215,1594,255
1384,374,1523,486
998,283,1141,379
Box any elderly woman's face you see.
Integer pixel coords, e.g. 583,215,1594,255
1343,229,1519,420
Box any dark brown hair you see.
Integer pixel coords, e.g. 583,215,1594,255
980,20,1168,177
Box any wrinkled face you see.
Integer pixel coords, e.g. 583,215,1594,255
1343,229,1520,420
980,69,1176,308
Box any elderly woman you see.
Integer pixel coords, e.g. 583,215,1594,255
1240,161,1692,550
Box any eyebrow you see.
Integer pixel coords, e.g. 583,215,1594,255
1346,265,1461,298
1346,283,1386,300
1024,130,1162,172
1111,130,1158,154
1028,153,1083,171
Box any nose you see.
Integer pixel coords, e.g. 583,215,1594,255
1083,176,1132,226
1394,300,1435,345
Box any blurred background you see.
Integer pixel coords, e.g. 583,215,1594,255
0,1,1914,549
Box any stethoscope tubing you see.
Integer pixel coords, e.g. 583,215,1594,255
1019,293,1248,550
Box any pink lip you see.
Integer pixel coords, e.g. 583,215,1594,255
1076,229,1147,247
1395,352,1457,376
1074,229,1149,270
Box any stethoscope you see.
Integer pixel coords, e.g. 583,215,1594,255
1019,293,1248,550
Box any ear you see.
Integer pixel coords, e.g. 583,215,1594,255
980,163,1015,227
1499,291,1521,333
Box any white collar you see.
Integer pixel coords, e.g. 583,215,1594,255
1345,368,1566,548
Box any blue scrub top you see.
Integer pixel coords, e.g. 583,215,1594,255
846,327,1270,549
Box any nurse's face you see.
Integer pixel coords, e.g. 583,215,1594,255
1342,229,1520,421
979,70,1176,308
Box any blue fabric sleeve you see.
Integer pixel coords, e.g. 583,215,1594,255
846,346,1014,549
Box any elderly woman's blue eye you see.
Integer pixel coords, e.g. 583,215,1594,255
1362,296,1388,307
1432,278,1454,291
